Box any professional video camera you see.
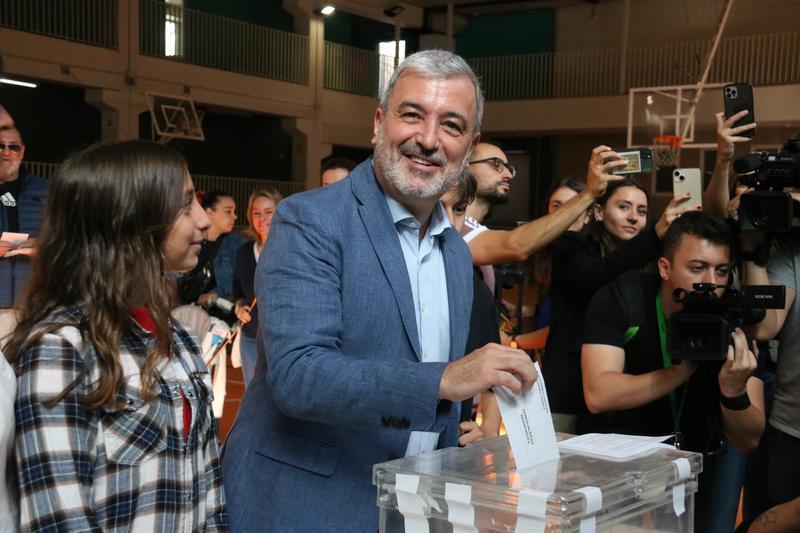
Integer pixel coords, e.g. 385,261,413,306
735,137,800,231
667,283,785,361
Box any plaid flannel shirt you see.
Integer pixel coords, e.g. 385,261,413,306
14,307,227,532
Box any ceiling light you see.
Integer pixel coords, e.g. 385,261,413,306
315,5,335,16
0,78,37,88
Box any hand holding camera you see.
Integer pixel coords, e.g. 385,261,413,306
718,328,758,399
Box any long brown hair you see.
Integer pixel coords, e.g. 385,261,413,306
5,140,187,409
584,176,649,257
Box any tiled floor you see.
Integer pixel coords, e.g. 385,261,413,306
219,361,244,443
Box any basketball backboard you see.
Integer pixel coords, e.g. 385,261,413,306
627,83,730,151
146,92,205,143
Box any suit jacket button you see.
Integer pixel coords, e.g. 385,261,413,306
401,418,410,428
381,416,389,427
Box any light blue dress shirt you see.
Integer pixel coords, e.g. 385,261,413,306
383,191,452,457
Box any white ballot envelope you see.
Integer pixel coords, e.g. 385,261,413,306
494,362,560,470
1,232,29,245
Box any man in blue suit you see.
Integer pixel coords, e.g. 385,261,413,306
222,50,537,532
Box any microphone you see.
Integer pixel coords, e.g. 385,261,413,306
208,294,234,313
733,153,762,175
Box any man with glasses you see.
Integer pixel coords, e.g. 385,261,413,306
461,142,625,286
0,128,47,307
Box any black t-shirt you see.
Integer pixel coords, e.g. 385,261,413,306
542,228,662,414
0,178,22,233
581,273,724,453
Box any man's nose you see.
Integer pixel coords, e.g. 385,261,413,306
415,120,439,151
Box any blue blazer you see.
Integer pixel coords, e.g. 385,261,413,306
222,159,473,532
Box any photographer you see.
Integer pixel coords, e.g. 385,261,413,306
581,212,765,532
740,200,800,515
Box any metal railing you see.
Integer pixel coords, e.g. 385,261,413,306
0,0,118,48
25,162,306,209
324,42,385,98
140,0,309,85
470,31,800,101
192,174,306,210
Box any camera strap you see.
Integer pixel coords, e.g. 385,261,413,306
656,290,689,446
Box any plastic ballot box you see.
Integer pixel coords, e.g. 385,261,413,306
373,435,702,533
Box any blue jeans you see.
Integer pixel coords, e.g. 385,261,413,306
240,334,258,389
695,441,747,533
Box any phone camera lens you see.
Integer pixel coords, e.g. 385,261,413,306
679,175,685,181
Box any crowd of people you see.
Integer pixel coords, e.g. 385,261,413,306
1,49,799,533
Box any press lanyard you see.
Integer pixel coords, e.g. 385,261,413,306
655,290,688,445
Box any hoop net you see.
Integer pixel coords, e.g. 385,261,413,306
652,135,683,168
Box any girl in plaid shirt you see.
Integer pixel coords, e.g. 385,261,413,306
6,141,228,532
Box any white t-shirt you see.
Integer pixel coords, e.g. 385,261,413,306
0,355,17,532
461,216,495,295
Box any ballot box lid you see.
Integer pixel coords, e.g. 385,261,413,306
373,434,702,532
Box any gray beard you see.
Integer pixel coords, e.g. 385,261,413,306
374,129,467,200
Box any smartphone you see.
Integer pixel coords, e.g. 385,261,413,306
723,83,755,138
608,148,653,175
673,168,703,212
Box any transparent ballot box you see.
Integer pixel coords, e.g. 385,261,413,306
373,435,702,532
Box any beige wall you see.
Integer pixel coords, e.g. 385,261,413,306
556,0,800,51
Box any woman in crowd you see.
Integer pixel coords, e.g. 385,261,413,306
542,146,691,434
233,189,282,387
7,140,227,531
178,190,246,322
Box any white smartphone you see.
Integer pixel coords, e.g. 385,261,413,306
672,168,703,213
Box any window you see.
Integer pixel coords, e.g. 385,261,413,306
165,0,183,57
378,40,405,97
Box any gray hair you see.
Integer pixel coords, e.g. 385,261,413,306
379,50,484,134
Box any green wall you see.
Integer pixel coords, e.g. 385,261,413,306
186,0,294,33
456,10,554,58
324,11,419,52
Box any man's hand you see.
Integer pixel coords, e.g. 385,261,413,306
719,328,758,398
654,193,696,238
439,343,536,402
458,421,489,446
197,292,215,308
585,145,628,199
716,111,756,163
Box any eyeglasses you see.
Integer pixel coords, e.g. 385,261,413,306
469,157,516,178
0,143,22,153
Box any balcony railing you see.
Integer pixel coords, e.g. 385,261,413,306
0,0,118,48
140,0,309,85
472,31,800,101
192,174,306,210
25,162,306,210
325,42,395,98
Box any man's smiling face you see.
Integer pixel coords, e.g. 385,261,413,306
372,71,478,201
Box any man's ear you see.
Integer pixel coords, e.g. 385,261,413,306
657,256,671,281
371,107,382,145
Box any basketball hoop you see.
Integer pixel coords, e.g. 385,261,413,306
652,134,683,168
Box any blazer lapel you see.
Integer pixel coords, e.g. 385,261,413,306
441,227,472,362
351,161,422,359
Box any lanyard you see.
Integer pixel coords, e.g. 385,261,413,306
655,290,687,439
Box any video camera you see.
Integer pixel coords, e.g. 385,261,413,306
735,137,800,231
667,282,785,361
